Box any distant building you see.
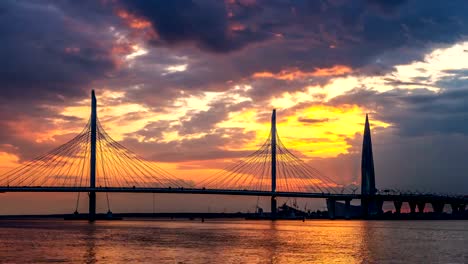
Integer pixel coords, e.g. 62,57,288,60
327,201,362,219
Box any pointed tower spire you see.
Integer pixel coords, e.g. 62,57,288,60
361,114,376,196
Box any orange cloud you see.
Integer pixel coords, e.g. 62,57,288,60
252,65,352,80
0,152,20,174
230,23,246,32
111,43,134,56
114,9,159,44
116,9,152,29
110,42,133,68
313,65,352,76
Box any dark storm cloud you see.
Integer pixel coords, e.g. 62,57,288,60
0,1,116,102
0,0,117,159
106,0,468,111
364,0,408,15
271,0,467,70
116,0,468,68
3,0,468,110
118,0,269,53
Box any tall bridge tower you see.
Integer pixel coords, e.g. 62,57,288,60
89,90,97,221
361,114,377,216
271,109,277,217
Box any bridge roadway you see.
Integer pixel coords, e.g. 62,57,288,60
0,186,467,204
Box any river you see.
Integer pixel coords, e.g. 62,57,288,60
0,219,467,263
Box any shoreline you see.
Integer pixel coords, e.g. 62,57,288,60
0,212,467,221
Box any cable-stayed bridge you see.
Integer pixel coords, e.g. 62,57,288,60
0,91,466,220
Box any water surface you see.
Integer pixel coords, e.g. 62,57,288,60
0,219,467,263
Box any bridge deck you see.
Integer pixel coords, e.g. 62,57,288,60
0,187,466,203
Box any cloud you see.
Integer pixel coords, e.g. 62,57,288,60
103,0,468,114
252,66,352,80
0,0,119,160
330,88,468,136
117,0,270,53
177,98,252,136
0,1,116,102
122,127,256,163
298,118,330,124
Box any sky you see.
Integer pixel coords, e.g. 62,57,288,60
1,0,468,214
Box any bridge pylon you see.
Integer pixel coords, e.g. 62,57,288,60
271,109,277,218
89,90,97,221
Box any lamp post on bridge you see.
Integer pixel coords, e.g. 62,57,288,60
271,109,277,218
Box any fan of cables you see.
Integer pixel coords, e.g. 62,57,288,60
197,131,348,193
0,119,187,188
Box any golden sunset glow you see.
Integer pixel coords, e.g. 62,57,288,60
7,42,468,182
0,152,20,174
2,42,466,187
252,65,352,80
218,105,389,160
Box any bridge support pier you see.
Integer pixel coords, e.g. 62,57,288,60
459,204,466,214
393,201,402,214
361,197,369,218
361,197,381,218
409,201,417,214
89,191,96,221
376,199,384,215
326,199,336,220
431,202,445,214
271,196,277,219
417,202,425,213
345,199,351,220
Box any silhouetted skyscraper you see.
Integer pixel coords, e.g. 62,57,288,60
361,114,376,196
361,114,378,217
